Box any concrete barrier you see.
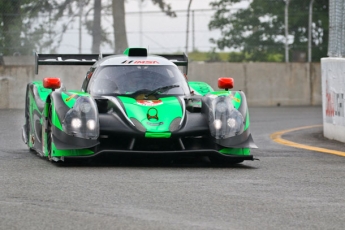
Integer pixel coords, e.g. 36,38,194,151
321,57,345,143
0,56,321,109
188,62,321,106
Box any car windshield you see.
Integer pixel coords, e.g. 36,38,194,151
89,65,190,96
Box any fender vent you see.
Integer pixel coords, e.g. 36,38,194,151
130,118,146,132
169,118,181,132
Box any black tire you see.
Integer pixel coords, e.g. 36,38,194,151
25,94,30,139
46,104,53,161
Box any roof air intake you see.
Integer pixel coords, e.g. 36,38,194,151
124,48,147,57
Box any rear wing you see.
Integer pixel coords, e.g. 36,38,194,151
35,53,113,74
156,53,188,75
35,52,189,75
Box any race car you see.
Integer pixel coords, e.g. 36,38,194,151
22,47,257,164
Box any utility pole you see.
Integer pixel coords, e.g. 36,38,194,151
308,0,315,62
78,0,83,54
185,0,193,54
139,0,143,47
285,0,289,63
192,10,195,52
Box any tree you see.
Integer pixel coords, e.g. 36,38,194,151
208,0,328,62
54,0,176,54
112,0,176,53
0,0,57,55
91,0,102,53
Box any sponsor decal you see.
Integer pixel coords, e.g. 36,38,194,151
324,79,345,126
134,60,159,64
121,60,159,65
147,107,159,120
233,97,241,103
137,100,163,106
146,122,164,126
65,94,77,102
121,60,134,64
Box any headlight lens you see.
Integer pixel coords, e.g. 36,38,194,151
216,101,227,113
62,97,99,139
206,95,245,139
79,102,92,113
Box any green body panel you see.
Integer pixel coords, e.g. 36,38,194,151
61,91,91,108
32,81,52,101
27,91,38,148
244,110,250,131
209,91,241,110
188,81,213,96
145,132,171,138
118,96,182,134
51,143,94,157
61,92,77,108
219,148,250,156
27,82,52,149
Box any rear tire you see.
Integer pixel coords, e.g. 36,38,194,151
25,88,36,152
46,104,53,161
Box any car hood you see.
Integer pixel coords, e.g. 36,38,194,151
117,96,184,133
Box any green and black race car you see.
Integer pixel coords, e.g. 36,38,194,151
22,47,257,163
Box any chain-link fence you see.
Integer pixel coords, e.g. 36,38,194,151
328,0,345,57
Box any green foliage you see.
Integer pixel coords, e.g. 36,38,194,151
209,0,328,62
188,50,284,63
0,0,64,55
188,50,228,62
206,48,222,62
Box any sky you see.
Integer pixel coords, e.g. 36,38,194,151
58,0,247,54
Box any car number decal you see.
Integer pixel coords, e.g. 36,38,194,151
136,100,163,106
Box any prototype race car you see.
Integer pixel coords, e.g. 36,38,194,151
22,47,257,163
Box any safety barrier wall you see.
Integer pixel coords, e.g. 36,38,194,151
321,58,345,142
0,56,321,109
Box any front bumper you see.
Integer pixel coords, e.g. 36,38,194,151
63,149,254,161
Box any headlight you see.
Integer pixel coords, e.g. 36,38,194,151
62,96,99,139
206,94,245,139
87,119,96,130
213,119,222,129
228,110,244,135
71,118,82,128
227,118,236,128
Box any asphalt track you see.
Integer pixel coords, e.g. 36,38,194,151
1,107,345,230
271,125,345,157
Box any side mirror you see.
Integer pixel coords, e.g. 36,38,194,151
43,77,61,91
218,77,234,90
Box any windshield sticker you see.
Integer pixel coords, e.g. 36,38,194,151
122,60,159,65
136,100,163,106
